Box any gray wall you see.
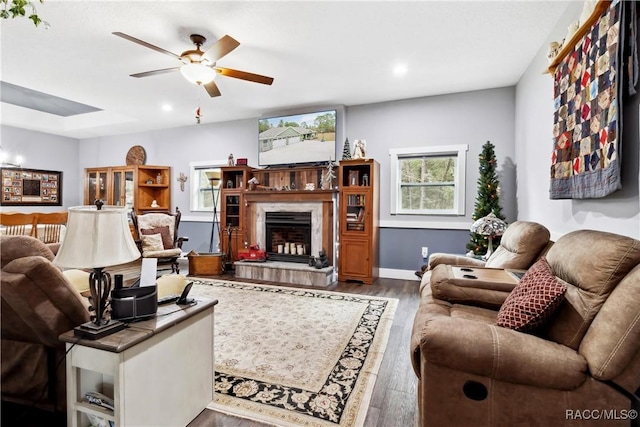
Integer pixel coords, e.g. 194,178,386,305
347,86,518,226
0,125,81,211
515,2,640,239
346,87,517,270
71,88,517,271
0,85,529,274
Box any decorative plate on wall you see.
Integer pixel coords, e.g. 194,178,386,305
126,145,146,165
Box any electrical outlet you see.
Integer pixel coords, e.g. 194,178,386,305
421,247,429,258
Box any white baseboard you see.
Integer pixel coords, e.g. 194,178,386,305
378,268,421,281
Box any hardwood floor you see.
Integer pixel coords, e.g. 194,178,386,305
185,259,421,427
2,259,421,427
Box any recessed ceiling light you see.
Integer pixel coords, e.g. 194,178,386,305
161,104,173,112
393,64,408,77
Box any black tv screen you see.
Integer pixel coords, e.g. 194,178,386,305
258,109,336,167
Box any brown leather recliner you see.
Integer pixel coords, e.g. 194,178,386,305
421,221,552,308
411,229,640,426
1,235,90,412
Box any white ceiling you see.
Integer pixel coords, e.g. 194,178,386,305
0,1,571,139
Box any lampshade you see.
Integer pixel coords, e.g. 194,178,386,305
54,205,140,269
470,212,507,237
205,170,221,186
180,63,216,85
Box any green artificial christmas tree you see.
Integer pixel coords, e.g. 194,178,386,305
466,141,506,255
341,138,352,160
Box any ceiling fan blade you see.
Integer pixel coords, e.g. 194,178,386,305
202,35,240,63
215,67,274,85
113,32,180,60
130,67,180,78
204,80,222,97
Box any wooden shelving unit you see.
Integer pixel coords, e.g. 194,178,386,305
220,166,254,264
547,0,612,75
338,159,379,285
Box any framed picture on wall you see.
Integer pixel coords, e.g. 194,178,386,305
0,168,62,206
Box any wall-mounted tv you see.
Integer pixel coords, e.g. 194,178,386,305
258,109,336,167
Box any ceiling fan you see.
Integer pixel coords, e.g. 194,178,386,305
113,32,274,97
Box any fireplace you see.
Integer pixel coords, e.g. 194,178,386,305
265,212,311,263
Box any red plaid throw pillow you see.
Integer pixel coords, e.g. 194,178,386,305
497,257,567,333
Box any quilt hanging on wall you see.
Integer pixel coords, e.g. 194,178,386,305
550,0,622,199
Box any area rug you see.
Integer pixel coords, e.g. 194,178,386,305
189,279,398,427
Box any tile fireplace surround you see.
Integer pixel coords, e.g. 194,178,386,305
238,191,337,286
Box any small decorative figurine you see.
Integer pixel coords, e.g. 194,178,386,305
353,139,366,159
547,41,561,63
151,200,159,208
248,177,259,191
314,250,329,269
228,153,235,166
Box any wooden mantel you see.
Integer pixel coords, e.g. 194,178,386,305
244,189,336,204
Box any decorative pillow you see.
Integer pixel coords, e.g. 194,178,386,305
496,257,567,333
141,233,165,253
140,226,173,249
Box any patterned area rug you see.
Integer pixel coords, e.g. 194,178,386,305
190,279,398,427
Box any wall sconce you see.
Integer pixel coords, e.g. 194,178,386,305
0,146,23,167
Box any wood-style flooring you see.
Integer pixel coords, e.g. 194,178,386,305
2,259,421,427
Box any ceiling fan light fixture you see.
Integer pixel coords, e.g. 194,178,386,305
180,63,216,85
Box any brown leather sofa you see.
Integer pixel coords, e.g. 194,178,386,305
411,229,640,426
1,235,90,412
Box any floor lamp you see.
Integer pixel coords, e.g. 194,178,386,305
206,171,221,253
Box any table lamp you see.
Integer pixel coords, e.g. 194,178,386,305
54,202,140,339
206,170,221,253
470,212,508,260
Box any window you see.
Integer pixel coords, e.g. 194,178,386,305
389,145,468,215
189,160,226,212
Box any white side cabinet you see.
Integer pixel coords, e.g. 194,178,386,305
61,299,217,427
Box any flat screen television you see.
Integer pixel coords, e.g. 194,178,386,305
258,109,336,167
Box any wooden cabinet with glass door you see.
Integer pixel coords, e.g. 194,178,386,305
338,159,379,284
84,166,171,215
85,168,110,207
219,166,254,267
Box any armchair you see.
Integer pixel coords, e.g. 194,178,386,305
422,221,552,308
1,235,90,412
411,229,640,426
131,207,187,274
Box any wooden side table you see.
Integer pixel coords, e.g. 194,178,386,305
60,298,218,427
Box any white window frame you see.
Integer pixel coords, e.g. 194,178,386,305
389,144,468,215
189,160,227,212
